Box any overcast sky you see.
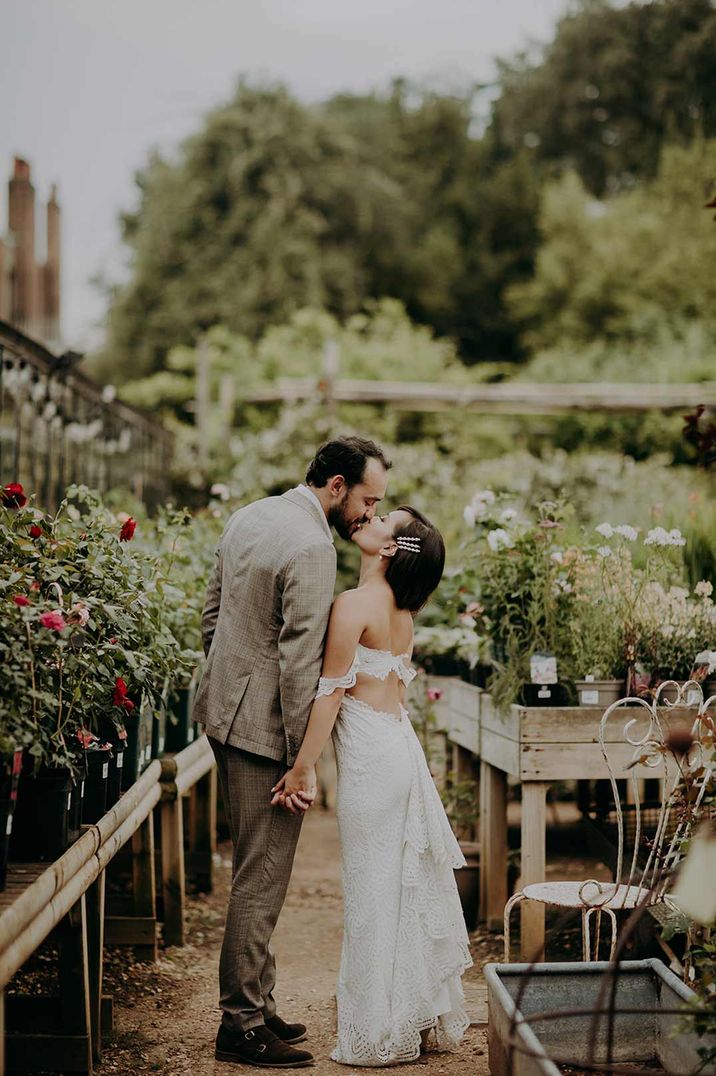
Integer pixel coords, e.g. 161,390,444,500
1,0,568,351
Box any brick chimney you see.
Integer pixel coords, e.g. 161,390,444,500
8,157,38,333
42,184,61,344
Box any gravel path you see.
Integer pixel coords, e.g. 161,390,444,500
97,808,492,1075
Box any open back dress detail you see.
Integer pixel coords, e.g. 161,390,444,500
317,643,472,1067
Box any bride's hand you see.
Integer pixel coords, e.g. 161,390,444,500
271,764,317,814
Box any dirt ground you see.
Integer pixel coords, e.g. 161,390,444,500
96,807,495,1076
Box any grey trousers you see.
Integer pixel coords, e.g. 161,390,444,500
208,736,304,1032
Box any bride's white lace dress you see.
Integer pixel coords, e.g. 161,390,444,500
317,643,472,1067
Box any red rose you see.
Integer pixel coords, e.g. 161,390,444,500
112,677,129,705
2,483,27,509
13,595,30,607
29,524,43,538
30,581,41,592
119,517,137,542
122,698,135,712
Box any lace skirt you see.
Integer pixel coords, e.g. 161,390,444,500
330,695,472,1067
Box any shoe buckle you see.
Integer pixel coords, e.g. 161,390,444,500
245,1030,255,1040
257,1044,266,1053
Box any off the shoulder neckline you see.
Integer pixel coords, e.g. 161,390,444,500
356,642,411,661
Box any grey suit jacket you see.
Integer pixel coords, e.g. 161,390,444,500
193,489,337,765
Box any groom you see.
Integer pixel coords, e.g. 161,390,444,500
194,436,391,1068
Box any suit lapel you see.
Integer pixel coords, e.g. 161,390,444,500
283,488,333,542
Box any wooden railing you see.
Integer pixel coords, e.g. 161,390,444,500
0,736,216,1075
0,319,173,511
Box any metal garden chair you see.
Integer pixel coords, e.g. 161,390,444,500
504,680,715,961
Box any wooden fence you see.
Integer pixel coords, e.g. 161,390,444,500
0,736,216,1075
0,320,173,512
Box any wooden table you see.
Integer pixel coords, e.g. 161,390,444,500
429,678,668,959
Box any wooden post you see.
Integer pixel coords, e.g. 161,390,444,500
195,334,210,472
132,813,158,962
187,768,217,893
85,870,105,1062
479,760,508,930
521,780,550,960
58,897,93,1072
161,791,185,946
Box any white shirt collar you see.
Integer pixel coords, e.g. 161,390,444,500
295,484,332,539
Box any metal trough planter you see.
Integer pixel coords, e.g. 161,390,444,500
485,959,716,1075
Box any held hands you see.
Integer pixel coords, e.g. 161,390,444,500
271,763,317,815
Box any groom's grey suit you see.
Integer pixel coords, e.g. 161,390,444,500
194,488,336,1032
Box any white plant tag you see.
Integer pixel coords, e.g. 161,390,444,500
117,753,124,769
80,780,85,798
158,737,165,754
538,686,551,699
531,653,557,685
686,689,700,706
67,792,72,811
102,763,109,779
581,689,600,705
6,813,12,836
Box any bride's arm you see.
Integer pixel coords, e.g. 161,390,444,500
271,592,366,809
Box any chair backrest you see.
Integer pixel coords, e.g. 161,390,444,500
597,680,715,906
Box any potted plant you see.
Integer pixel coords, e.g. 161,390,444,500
460,498,580,711
440,772,481,930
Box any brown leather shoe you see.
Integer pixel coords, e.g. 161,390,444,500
265,1013,308,1044
215,1024,314,1067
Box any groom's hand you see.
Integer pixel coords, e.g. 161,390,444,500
271,764,317,815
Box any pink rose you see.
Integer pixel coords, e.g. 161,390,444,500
40,610,67,632
427,688,443,702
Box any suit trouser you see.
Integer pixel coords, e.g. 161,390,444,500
208,736,304,1032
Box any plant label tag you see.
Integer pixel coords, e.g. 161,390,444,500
686,689,700,706
584,674,595,683
530,653,557,685
102,763,109,779
80,780,85,799
189,727,195,743
159,737,164,754
6,813,12,836
67,792,72,811
117,753,124,769
537,686,551,699
581,689,600,705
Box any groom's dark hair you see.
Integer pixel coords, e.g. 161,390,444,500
306,436,391,488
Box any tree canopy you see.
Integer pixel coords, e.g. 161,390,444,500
92,0,716,382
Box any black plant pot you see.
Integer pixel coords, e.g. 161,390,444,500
0,749,24,889
165,681,198,753
519,681,573,707
121,712,143,792
96,714,128,808
10,758,76,862
151,698,167,759
82,745,113,824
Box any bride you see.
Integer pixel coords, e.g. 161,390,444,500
271,505,472,1066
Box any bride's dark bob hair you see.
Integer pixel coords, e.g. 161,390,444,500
385,505,445,614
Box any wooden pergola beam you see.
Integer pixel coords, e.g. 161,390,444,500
242,378,716,414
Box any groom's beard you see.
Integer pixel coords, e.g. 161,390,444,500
328,502,365,541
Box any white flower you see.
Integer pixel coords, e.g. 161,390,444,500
597,546,613,558
487,528,513,552
644,527,669,546
551,550,564,564
595,522,614,538
468,489,496,521
210,483,230,501
668,528,686,547
695,581,714,598
554,578,573,594
463,504,477,528
500,507,517,523
614,524,638,542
